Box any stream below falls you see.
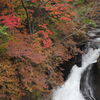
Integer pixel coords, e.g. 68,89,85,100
52,28,100,100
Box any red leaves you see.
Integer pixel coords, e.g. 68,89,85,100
37,24,53,48
0,15,20,29
0,0,79,99
46,29,53,35
7,34,47,64
38,24,53,36
43,32,49,38
37,31,49,38
31,0,38,3
43,38,53,48
39,24,47,28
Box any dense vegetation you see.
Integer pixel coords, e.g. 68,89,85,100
0,0,98,100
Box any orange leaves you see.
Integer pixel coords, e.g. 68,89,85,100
43,0,75,22
0,61,22,99
60,17,72,21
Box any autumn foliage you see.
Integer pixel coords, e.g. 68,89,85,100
0,15,20,29
0,0,82,100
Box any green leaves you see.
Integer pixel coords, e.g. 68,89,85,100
74,0,85,5
0,25,9,43
82,18,97,27
0,26,9,56
0,26,8,35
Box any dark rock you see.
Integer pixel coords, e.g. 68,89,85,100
92,63,100,100
59,53,82,81
97,56,100,69
80,63,100,100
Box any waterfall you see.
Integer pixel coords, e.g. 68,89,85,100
52,29,100,100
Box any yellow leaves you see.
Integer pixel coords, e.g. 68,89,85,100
0,60,21,100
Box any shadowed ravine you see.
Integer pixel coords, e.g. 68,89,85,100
51,28,100,100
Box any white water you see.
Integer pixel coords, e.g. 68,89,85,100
52,48,100,100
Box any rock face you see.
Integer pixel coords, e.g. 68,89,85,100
92,63,100,100
80,63,100,100
60,53,82,81
97,56,100,69
80,22,100,99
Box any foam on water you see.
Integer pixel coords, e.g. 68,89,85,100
52,48,100,100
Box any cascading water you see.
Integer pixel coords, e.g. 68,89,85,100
52,29,100,100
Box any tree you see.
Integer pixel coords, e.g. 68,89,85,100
0,0,82,100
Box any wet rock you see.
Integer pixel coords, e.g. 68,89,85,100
80,63,100,100
59,53,82,81
92,63,100,100
97,56,100,69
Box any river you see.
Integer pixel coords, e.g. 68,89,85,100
52,28,100,100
